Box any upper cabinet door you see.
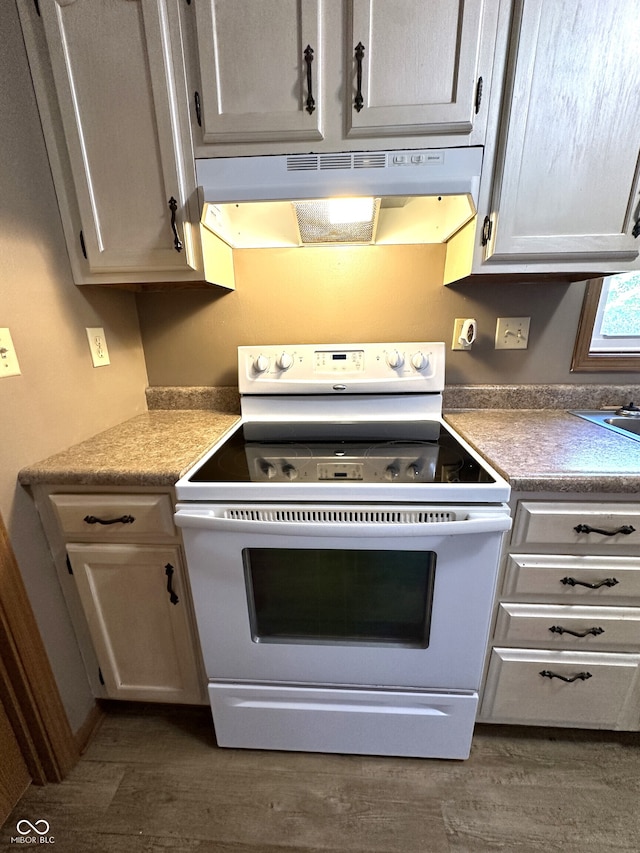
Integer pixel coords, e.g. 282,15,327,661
194,0,323,144
347,0,488,139
486,0,640,263
37,0,201,277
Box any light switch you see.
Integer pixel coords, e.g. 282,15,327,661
495,317,530,350
0,328,21,377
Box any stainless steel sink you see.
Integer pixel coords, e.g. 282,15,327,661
570,410,640,442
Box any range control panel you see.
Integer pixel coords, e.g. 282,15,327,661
244,444,440,483
238,342,445,395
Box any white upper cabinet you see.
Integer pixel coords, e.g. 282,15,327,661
347,0,488,139
189,0,504,156
194,0,323,144
482,0,640,266
19,0,208,285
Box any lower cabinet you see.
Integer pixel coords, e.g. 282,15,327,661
66,543,203,704
482,648,640,729
35,486,206,706
479,498,640,730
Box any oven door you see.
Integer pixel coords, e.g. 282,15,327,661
175,503,511,692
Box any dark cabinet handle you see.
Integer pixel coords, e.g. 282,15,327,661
304,45,315,115
474,76,483,114
540,670,592,683
165,563,179,605
194,90,202,126
561,576,619,589
560,578,620,589
84,514,135,526
168,197,184,253
480,215,493,246
574,523,635,537
354,42,365,112
549,625,604,638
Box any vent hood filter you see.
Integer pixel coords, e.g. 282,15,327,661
293,198,381,245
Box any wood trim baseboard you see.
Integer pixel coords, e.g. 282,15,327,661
74,702,104,755
0,512,81,782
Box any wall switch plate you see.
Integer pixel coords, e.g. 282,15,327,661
495,317,530,349
86,327,111,367
0,328,21,377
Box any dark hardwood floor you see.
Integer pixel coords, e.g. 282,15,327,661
1,703,639,852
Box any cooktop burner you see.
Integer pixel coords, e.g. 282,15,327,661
187,422,495,485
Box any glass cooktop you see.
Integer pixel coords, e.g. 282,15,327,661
188,421,495,486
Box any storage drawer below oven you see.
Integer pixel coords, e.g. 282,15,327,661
208,683,479,759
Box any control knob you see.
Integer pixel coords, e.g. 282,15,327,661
282,463,298,481
258,459,277,479
276,352,294,371
411,351,429,371
405,462,422,480
386,349,404,369
384,463,400,481
253,354,270,374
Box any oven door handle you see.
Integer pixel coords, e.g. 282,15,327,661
174,509,512,537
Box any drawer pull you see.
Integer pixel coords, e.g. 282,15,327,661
83,514,135,526
574,523,635,537
165,563,179,605
560,576,619,589
549,625,604,638
540,670,592,683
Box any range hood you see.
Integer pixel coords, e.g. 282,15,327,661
196,147,483,250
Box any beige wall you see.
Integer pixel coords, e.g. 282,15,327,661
1,5,149,732
138,245,629,387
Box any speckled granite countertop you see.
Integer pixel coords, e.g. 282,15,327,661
17,383,640,493
18,411,239,487
445,409,640,494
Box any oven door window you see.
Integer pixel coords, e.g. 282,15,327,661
243,548,436,648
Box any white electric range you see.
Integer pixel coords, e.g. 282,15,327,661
175,342,511,759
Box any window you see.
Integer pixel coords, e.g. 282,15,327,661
571,272,640,372
244,547,436,648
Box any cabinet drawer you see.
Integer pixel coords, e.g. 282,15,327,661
503,554,640,602
481,648,640,728
512,502,640,549
50,494,176,541
495,603,640,651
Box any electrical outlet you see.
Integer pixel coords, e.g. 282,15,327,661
495,317,530,350
86,327,111,367
452,318,477,350
0,328,21,377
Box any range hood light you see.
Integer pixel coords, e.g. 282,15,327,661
328,197,375,225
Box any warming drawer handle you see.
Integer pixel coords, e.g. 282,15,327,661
83,514,135,526
165,563,179,605
539,670,592,684
354,42,365,112
168,197,184,253
549,625,605,638
560,576,619,589
304,45,315,115
574,523,635,537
